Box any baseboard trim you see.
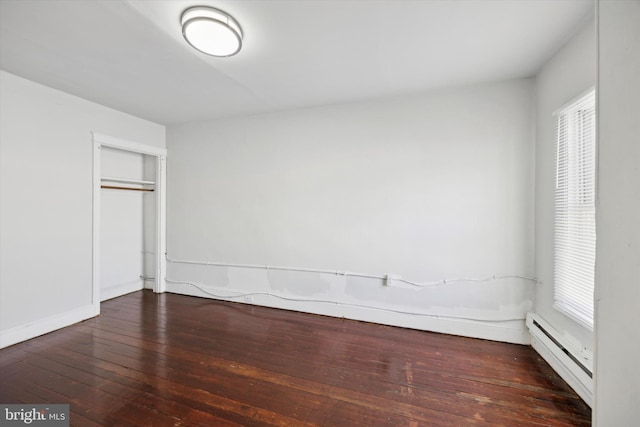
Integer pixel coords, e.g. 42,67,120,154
0,304,97,349
166,282,530,345
101,279,144,302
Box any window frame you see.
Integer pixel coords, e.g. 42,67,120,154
553,88,597,330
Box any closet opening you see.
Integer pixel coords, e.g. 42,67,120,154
92,133,166,313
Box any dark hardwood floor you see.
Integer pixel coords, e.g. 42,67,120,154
0,291,591,426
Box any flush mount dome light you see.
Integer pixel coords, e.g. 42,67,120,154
181,6,243,57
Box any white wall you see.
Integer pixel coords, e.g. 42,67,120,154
533,19,596,362
167,79,535,343
0,70,165,347
595,0,640,424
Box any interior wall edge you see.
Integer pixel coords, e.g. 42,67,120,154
0,70,165,337
0,304,97,349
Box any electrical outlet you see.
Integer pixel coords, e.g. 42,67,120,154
244,296,253,303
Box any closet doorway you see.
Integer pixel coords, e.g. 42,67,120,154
92,133,166,312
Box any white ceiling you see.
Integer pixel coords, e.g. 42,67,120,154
0,0,593,125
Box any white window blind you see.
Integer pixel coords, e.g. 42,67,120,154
554,89,596,330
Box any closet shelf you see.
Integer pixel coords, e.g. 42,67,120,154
101,176,155,185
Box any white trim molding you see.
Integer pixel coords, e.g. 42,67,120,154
0,305,97,349
166,280,531,344
92,132,167,157
92,131,167,314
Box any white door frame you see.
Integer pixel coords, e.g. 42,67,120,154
92,132,167,314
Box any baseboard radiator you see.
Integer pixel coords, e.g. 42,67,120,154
526,313,593,407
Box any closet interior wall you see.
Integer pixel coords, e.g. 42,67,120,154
100,147,157,301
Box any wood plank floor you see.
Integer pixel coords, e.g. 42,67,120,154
0,291,591,426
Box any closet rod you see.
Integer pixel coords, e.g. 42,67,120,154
101,185,155,192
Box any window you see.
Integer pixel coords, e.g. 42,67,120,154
554,89,596,330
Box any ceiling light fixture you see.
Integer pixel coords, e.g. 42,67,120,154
181,6,243,57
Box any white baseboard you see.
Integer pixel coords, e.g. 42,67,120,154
101,279,144,302
0,278,530,349
526,313,593,406
166,282,530,344
0,304,98,349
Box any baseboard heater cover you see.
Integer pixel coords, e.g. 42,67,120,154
526,313,593,407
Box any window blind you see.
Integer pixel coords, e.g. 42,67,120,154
554,89,596,330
